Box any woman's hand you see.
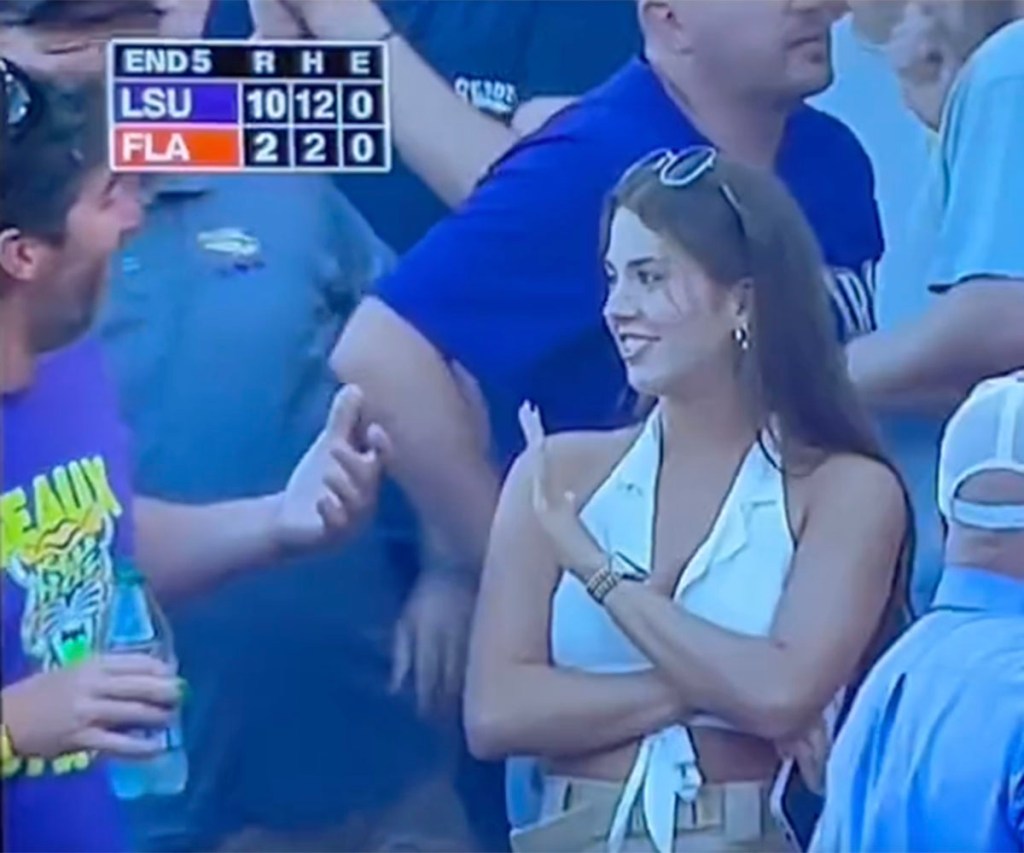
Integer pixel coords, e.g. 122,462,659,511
518,402,606,582
776,715,831,795
3,655,181,760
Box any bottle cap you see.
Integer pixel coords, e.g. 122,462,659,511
113,560,145,584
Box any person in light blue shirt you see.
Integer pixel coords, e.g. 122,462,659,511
99,172,472,853
812,5,932,326
813,371,1024,852
811,6,945,622
846,5,1024,614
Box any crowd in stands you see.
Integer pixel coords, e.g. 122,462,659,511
1,1,1022,851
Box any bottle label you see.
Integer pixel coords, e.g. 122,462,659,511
103,560,183,766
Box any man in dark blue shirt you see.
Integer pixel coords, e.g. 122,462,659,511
332,0,882,744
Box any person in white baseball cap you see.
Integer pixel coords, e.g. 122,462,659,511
813,370,1024,851
940,370,1024,542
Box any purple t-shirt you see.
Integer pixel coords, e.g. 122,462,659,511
2,338,133,853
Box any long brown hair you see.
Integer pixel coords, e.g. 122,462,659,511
601,152,913,708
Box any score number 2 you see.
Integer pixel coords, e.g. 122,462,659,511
243,128,289,167
295,129,339,167
243,124,341,170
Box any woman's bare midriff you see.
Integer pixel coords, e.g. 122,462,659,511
547,726,779,785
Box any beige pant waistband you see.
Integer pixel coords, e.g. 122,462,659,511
543,775,773,839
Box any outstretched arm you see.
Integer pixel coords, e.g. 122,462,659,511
135,387,389,600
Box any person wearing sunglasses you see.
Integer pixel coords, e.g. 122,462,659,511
0,65,395,853
465,147,911,853
3,3,492,851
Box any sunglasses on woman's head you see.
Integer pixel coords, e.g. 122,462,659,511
1,58,38,140
633,145,719,188
626,145,752,270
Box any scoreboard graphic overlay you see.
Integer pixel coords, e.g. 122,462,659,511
107,40,391,173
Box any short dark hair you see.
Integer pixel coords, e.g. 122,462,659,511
0,0,161,27
0,66,107,240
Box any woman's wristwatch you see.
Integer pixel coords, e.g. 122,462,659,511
584,552,645,604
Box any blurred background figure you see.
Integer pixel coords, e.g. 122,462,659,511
810,0,936,634
812,1,931,329
249,0,640,842
815,372,1024,852
2,1,481,850
844,0,1024,614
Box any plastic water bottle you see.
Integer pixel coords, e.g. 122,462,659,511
102,559,188,799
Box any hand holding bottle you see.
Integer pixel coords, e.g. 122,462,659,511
2,655,180,760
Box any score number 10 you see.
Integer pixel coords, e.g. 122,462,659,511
242,84,383,169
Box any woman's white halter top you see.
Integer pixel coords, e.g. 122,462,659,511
550,409,796,852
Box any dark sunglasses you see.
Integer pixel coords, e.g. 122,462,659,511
626,145,752,266
1,58,39,140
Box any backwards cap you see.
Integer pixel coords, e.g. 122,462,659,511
938,371,1024,531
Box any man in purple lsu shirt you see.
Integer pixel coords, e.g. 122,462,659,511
0,66,391,852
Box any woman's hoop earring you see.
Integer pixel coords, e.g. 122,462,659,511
732,326,751,352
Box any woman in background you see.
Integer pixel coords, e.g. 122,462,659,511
466,148,911,852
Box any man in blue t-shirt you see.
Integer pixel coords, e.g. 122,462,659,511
332,0,883,740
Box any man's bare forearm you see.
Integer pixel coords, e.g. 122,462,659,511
134,495,283,600
372,391,500,574
387,33,515,206
848,281,1024,412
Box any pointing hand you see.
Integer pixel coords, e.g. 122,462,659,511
274,385,391,553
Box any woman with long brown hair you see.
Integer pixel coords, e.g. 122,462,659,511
465,147,910,852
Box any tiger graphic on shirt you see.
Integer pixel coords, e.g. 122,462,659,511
1,454,124,779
